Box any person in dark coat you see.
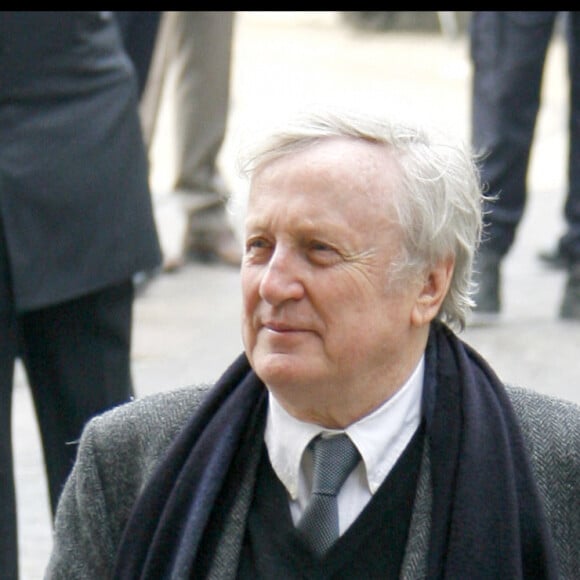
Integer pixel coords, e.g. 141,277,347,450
0,12,162,578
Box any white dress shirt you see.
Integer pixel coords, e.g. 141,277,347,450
264,355,424,535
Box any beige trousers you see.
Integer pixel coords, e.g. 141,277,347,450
141,11,234,194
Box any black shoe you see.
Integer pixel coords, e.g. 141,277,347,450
471,250,502,316
560,263,580,320
538,246,568,270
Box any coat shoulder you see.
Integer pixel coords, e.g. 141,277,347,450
506,385,580,442
87,385,211,466
505,385,580,481
47,385,213,578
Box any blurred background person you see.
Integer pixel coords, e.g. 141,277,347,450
0,12,162,578
140,11,242,272
470,11,580,320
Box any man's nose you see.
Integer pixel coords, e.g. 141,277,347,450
258,246,305,305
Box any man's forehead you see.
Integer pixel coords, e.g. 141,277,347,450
250,137,397,187
295,136,390,163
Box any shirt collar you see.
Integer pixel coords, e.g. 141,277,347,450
265,355,425,498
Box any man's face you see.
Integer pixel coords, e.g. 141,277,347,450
241,138,428,428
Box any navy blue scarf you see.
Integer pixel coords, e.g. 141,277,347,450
423,322,558,578
113,321,558,578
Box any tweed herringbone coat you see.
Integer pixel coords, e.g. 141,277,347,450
46,385,580,579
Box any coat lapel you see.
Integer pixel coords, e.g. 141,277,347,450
400,441,432,579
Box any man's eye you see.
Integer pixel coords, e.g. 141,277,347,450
246,238,271,253
308,241,341,265
310,241,333,252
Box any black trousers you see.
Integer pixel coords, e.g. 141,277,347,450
471,11,580,261
0,227,134,579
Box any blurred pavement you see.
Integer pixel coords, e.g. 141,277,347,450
13,12,579,578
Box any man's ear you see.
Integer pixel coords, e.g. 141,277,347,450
411,257,455,327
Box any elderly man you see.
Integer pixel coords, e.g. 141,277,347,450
46,111,579,579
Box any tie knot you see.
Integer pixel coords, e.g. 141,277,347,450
310,434,360,496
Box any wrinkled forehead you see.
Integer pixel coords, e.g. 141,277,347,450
249,137,402,207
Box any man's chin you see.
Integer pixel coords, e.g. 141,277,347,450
254,353,315,389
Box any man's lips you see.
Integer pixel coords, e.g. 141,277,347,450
263,322,301,332
261,320,311,333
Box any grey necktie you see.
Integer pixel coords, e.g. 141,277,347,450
297,433,361,556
